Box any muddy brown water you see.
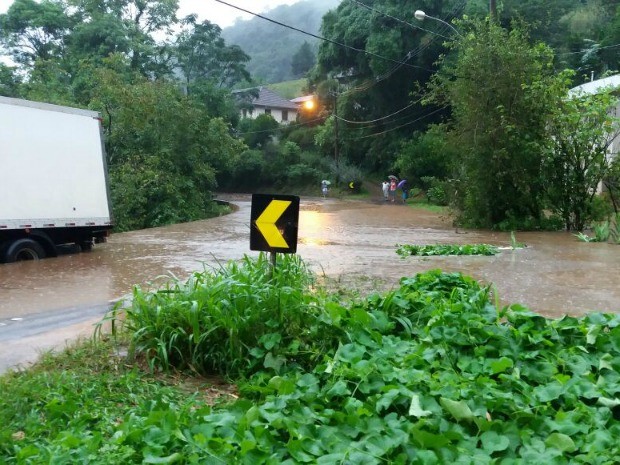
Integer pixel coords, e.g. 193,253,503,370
1,194,619,371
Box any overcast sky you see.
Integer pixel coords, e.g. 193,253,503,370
0,0,301,28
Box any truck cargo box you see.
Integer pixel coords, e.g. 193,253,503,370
0,96,113,262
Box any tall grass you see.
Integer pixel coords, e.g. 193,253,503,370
114,254,342,378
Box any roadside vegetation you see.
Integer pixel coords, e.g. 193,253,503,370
3,255,620,463
396,244,499,257
575,213,620,244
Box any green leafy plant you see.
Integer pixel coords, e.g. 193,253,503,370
574,231,595,242
5,264,620,463
510,231,526,249
593,220,611,242
396,243,499,257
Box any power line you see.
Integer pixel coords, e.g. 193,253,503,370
342,106,447,140
212,0,431,71
558,42,620,56
334,97,423,125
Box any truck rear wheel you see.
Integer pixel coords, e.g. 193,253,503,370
3,239,46,262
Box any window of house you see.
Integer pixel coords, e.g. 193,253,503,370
282,110,288,121
242,109,247,118
265,108,271,115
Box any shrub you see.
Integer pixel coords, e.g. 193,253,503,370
118,254,342,378
285,164,322,187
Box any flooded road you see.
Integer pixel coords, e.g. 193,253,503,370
1,194,619,371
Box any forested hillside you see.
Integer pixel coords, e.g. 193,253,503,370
222,0,339,83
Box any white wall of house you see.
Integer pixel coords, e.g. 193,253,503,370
609,101,620,162
241,106,298,124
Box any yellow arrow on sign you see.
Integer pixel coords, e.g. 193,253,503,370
256,200,291,248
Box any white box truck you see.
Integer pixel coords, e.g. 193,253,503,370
0,96,113,263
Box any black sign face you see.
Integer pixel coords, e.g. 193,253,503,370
250,194,300,253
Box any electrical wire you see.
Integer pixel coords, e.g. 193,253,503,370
558,42,620,55
341,106,447,140
334,97,423,125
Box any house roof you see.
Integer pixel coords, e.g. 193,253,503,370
291,95,315,104
251,87,299,110
569,74,620,96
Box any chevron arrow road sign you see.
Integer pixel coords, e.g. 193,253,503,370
250,194,300,253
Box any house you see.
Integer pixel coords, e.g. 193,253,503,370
235,87,300,124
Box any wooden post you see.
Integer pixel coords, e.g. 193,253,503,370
270,251,277,278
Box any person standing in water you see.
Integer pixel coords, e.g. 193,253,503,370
321,180,329,198
382,180,389,201
389,179,397,202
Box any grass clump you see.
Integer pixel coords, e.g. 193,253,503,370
396,243,499,257
113,253,342,378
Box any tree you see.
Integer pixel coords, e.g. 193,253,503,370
291,41,315,77
88,68,245,230
0,0,73,66
311,0,467,170
543,84,619,230
0,64,22,97
175,15,250,92
429,19,558,229
69,0,179,76
238,113,279,149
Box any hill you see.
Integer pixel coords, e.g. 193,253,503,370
267,79,308,99
222,0,339,84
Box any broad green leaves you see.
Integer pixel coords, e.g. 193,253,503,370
4,264,620,463
396,243,499,257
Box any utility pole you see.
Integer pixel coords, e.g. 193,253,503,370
489,0,497,22
333,91,339,170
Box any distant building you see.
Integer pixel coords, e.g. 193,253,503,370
235,87,300,124
569,74,620,158
569,74,620,192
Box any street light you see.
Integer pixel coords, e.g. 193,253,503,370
414,10,461,37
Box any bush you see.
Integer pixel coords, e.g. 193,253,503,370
119,254,341,378
422,176,449,206
394,125,453,185
285,163,322,187
286,126,319,150
230,149,265,191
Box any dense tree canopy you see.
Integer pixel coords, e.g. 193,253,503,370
291,41,316,77
1,0,619,231
428,19,559,228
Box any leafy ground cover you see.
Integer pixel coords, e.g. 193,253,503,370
2,256,620,464
396,244,499,257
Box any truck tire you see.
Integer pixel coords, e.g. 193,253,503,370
3,239,46,262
